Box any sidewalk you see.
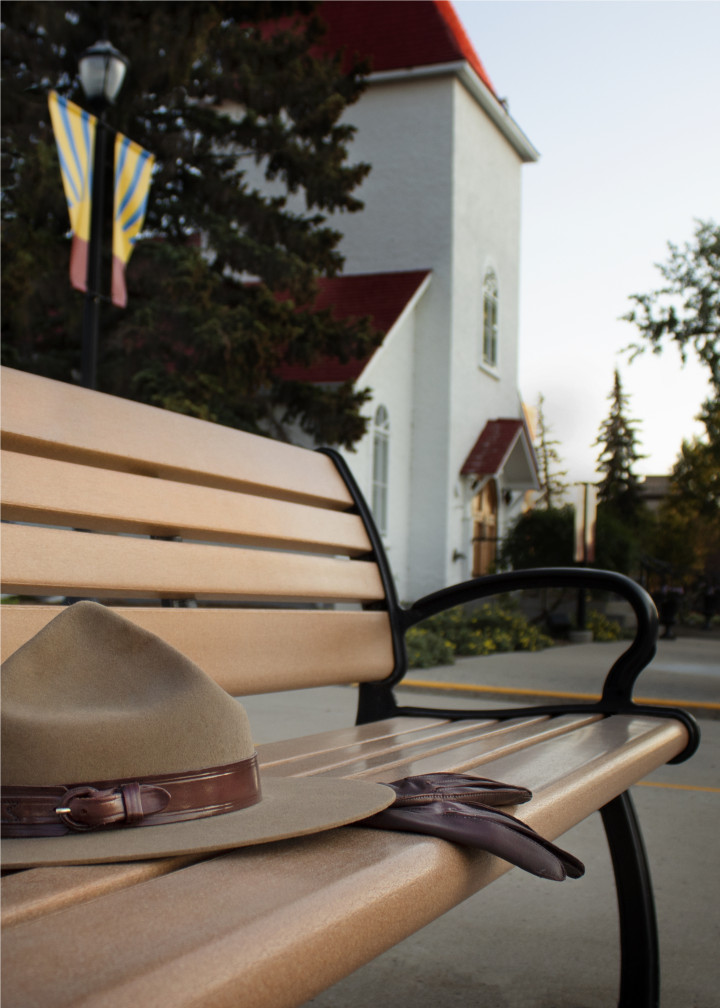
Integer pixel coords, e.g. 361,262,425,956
400,633,720,718
241,634,719,1008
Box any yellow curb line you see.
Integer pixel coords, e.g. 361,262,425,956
636,781,720,793
402,679,720,713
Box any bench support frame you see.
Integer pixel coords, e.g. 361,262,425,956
601,791,659,1008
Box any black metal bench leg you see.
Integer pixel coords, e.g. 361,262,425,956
600,791,659,1008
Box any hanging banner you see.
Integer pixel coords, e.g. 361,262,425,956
112,133,155,308
47,90,96,294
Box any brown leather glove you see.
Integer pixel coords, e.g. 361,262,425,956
359,773,584,882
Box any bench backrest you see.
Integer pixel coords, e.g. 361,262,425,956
1,366,397,695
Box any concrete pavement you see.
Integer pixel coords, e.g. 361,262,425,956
240,634,719,1008
401,632,720,719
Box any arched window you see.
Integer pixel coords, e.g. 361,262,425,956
371,405,390,535
482,269,498,368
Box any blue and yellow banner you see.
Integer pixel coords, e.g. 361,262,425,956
112,134,155,308
48,90,96,294
48,90,154,307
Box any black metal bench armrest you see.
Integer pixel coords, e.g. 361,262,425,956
360,568,700,763
402,568,656,706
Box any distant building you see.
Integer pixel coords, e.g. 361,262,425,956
638,475,671,513
275,1,541,599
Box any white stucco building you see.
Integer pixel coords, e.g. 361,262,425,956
284,1,540,600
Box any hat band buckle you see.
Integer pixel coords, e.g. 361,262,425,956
54,781,171,831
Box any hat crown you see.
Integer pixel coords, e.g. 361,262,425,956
1,602,254,785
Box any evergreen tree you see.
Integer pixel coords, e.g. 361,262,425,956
624,220,719,567
499,506,574,569
651,401,720,580
1,1,381,447
534,394,569,509
594,368,646,518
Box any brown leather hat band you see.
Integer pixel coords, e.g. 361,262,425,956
1,755,261,837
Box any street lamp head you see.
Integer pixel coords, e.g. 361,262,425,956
78,40,128,107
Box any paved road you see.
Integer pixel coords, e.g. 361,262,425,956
401,632,719,717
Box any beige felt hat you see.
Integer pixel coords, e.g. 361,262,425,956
1,602,393,868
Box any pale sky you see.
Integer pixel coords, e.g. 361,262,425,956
456,0,719,483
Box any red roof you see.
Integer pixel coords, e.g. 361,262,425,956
278,269,430,383
317,1,497,96
461,419,527,476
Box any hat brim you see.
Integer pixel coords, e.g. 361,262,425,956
1,777,394,868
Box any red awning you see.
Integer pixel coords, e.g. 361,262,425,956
461,419,539,488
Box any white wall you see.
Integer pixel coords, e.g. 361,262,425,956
341,297,421,601
333,71,529,598
333,76,458,599
446,78,527,581
334,77,455,274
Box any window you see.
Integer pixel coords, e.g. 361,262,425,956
482,269,498,368
371,405,390,535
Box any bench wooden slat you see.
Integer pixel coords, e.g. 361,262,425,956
0,715,688,1008
0,606,395,692
0,366,353,509
1,524,385,603
261,714,600,779
0,857,199,929
260,715,544,774
0,451,372,556
258,717,493,768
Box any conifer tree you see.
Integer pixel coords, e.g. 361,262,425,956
624,220,719,564
534,394,569,509
1,1,381,447
594,368,646,518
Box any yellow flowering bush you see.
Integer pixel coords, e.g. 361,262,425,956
405,601,553,668
586,609,623,641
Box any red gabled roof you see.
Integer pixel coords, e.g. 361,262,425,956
317,1,497,96
461,419,527,476
277,269,430,383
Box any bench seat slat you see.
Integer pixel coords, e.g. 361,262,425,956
0,606,395,692
0,366,353,509
261,714,600,779
1,525,385,603
0,716,688,1008
258,717,499,768
260,716,548,774
0,857,199,929
0,451,372,556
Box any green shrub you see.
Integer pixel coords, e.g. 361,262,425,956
405,602,553,668
405,628,456,668
685,611,720,629
586,609,623,641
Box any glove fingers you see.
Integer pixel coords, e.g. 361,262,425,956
362,801,584,882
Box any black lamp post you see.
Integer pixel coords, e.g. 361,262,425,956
78,40,128,389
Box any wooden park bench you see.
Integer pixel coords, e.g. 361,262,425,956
1,364,699,1008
